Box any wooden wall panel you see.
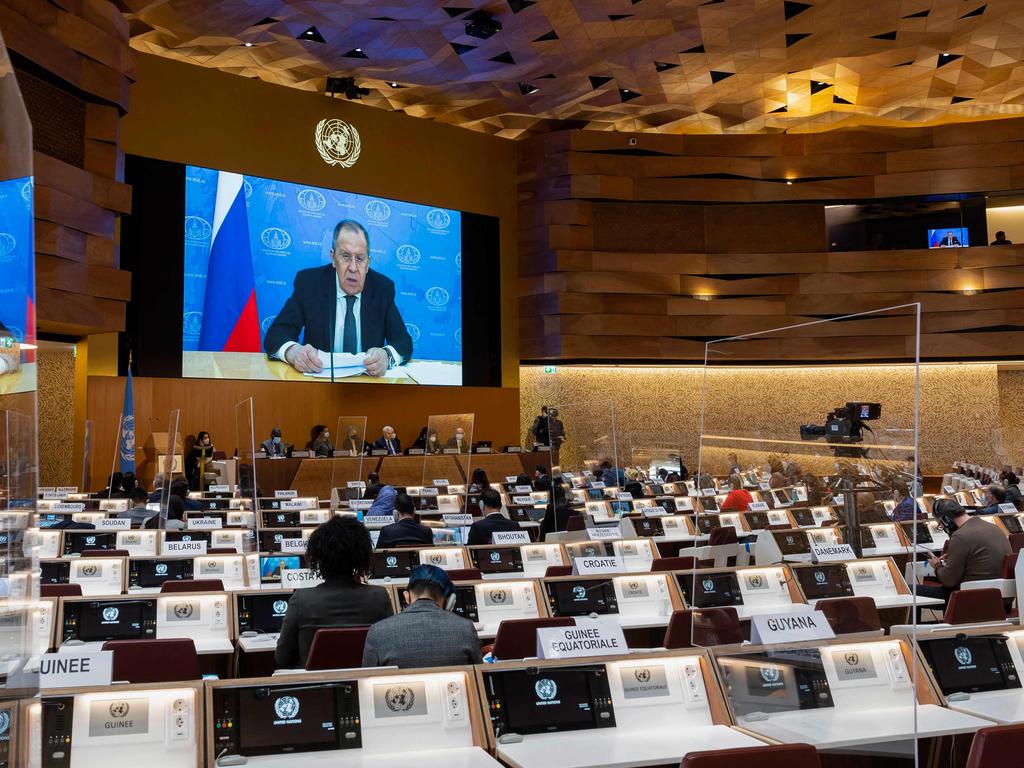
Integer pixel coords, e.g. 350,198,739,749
520,122,1024,363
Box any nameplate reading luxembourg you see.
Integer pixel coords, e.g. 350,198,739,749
52,503,85,512
274,490,298,498
811,543,856,562
572,555,625,575
747,501,770,512
280,537,308,553
280,568,323,589
162,540,208,556
492,531,530,545
537,620,627,659
750,609,835,645
443,514,473,527
586,527,621,541
999,503,1018,514
94,518,132,530
40,651,113,689
187,517,223,530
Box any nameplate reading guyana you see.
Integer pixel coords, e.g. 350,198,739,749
40,651,113,689
536,620,627,659
492,531,530,545
163,540,208,556
572,555,625,575
811,543,855,562
750,609,835,645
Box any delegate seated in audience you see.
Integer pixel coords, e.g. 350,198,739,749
113,472,137,499
918,498,1011,606
93,471,123,499
377,493,433,548
978,484,1006,515
276,516,394,668
533,464,551,492
891,483,916,521
310,424,334,457
467,488,521,545
147,473,164,504
145,495,186,530
468,467,490,493
117,487,154,528
540,482,574,536
362,565,482,669
991,230,1013,246
368,484,397,517
361,472,380,499
1004,472,1022,509
768,458,787,488
720,473,753,511
170,477,202,511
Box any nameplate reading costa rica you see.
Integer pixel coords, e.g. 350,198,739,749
492,531,530,545
749,609,835,645
280,568,323,589
536,620,627,659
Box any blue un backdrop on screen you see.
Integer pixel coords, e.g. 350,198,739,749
183,165,462,362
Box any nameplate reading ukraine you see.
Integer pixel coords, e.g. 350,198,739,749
187,517,223,530
536,620,626,659
573,555,625,575
40,651,112,689
492,531,530,545
749,609,835,645
162,540,208,556
811,543,856,562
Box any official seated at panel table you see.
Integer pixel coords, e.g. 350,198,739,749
340,426,368,456
373,426,401,455
467,488,521,546
445,427,469,454
263,219,413,377
261,426,291,457
276,516,394,668
310,424,334,457
377,493,434,548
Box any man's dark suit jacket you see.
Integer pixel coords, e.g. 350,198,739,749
372,436,402,454
376,518,435,548
467,512,522,546
263,265,413,363
445,436,468,453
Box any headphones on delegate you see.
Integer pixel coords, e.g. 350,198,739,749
931,498,963,535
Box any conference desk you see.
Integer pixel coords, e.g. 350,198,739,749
236,747,499,768
183,351,461,386
0,361,34,395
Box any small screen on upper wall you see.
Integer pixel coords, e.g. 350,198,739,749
182,165,463,386
928,227,969,248
0,176,35,396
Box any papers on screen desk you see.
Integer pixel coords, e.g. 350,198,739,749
301,350,410,380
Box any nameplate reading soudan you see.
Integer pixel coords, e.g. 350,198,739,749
750,609,835,645
94,518,132,530
536,619,627,659
492,531,530,545
187,517,223,530
162,540,208,556
40,651,113,689
811,543,856,562
572,555,625,575
280,568,324,589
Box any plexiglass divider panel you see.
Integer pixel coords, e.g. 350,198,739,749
546,402,619,489
331,416,368,508
423,413,474,489
234,398,258,550
158,409,182,528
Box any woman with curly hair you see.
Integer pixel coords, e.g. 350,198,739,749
275,516,393,668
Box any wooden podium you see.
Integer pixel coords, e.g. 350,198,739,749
146,431,183,480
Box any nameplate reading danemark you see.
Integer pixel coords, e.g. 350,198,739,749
492,531,530,545
187,517,223,530
163,540,208,556
811,543,856,562
40,651,113,689
750,609,835,645
573,555,625,575
537,619,627,659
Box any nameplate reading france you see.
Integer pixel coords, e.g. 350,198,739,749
280,568,323,589
536,620,626,659
274,490,298,498
187,517,223,530
492,531,530,545
573,555,625,575
163,540,208,556
750,609,834,645
443,514,473,527
40,651,112,689
94,518,132,530
811,543,855,562
280,537,307,553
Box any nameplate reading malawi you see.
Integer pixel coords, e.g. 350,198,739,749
492,531,530,545
810,543,855,562
536,620,627,659
750,609,835,645
40,651,113,689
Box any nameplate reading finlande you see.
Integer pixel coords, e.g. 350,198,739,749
162,540,208,556
40,651,113,689
187,517,223,530
811,543,856,563
536,620,627,660
492,531,530,545
275,490,298,498
749,609,835,645
572,555,625,575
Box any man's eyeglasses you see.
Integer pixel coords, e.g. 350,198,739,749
338,253,368,266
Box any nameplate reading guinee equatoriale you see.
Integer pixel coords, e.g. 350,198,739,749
536,620,627,659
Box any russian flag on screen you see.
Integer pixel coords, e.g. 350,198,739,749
199,172,260,352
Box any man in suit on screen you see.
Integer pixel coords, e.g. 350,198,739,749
937,231,961,247
264,219,413,376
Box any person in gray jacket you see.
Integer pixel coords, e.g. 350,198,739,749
362,565,482,669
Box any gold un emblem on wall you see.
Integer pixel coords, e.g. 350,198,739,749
315,118,361,168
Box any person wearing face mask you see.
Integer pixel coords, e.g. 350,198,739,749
372,426,401,455
311,424,335,457
445,427,469,454
261,426,290,457
186,430,215,491
425,428,442,455
341,426,366,456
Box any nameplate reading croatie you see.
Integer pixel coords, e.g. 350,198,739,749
572,555,625,575
187,517,223,530
811,543,856,562
363,515,396,527
280,537,307,553
492,530,530,545
443,514,473,527
586,527,621,541
747,501,770,512
999,503,1018,514
40,651,113,689
280,568,324,589
94,518,132,530
162,540,208,556
750,609,835,645
536,619,627,659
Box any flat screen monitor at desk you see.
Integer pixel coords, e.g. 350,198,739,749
634,517,665,537
586,488,605,501
485,666,615,736
901,521,933,544
238,593,291,634
371,550,419,580
40,560,70,584
790,509,817,527
718,649,834,716
37,513,68,528
745,512,771,530
212,681,362,756
259,555,303,584
860,504,893,525
609,501,631,517
399,584,479,622
795,565,854,600
128,558,193,589
164,530,212,545
62,531,117,555
259,530,303,551
920,636,1022,695
472,547,523,574
257,498,285,511
774,532,810,556
695,516,721,535
262,510,301,528
62,599,157,642
548,580,619,616
999,515,1024,534
198,498,231,511
701,496,719,512
679,572,743,608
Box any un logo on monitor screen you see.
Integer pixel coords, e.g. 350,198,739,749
535,679,557,701
297,188,326,212
425,286,450,308
814,571,826,584
384,686,415,712
102,607,119,622
273,600,289,616
426,209,451,230
760,665,781,684
572,585,587,600
702,578,715,591
955,646,973,666
314,118,361,168
386,556,398,567
274,696,300,720
155,564,168,576
489,551,501,563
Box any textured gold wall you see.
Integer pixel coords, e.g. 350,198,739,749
520,363,1013,475
37,348,76,487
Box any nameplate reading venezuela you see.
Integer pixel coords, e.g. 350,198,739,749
536,619,627,660
749,609,835,645
280,568,324,589
811,543,856,563
40,651,112,689
94,518,131,530
162,540,208,556
492,531,530,545
572,555,625,575
187,517,223,530
363,515,396,528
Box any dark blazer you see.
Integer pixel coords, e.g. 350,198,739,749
376,518,434,548
263,265,413,363
445,436,468,453
362,599,482,669
467,512,522,546
340,438,368,456
372,436,402,455
261,438,291,457
275,579,394,668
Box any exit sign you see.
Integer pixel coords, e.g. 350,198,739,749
543,366,557,374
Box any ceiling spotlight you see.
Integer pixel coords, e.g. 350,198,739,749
388,82,401,88
243,42,254,47
518,82,539,95
786,180,794,185
355,48,362,52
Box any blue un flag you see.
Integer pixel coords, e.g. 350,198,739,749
118,369,135,474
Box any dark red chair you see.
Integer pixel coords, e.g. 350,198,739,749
944,588,1006,624
81,549,130,558
708,527,738,546
160,578,225,593
490,617,576,661
566,515,589,532
41,583,82,598
663,608,743,649
102,639,202,683
445,568,483,581
815,596,882,634
305,626,371,670
681,743,820,768
1001,552,1019,579
651,556,697,572
544,565,573,578
207,548,238,555
1009,534,1024,554
966,723,1024,768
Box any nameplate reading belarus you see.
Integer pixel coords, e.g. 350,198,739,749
536,620,627,659
163,540,208,556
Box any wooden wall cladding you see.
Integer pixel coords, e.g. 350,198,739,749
519,120,1024,362
1,0,134,335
